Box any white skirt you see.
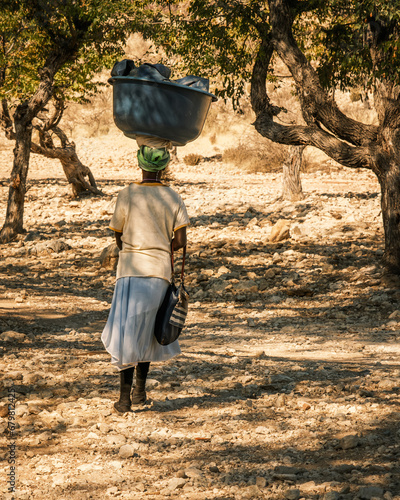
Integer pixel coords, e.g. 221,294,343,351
101,277,181,371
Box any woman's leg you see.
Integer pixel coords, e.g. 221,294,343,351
114,366,134,413
132,362,150,404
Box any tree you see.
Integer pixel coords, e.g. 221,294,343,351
1,98,102,197
152,0,400,272
0,0,149,243
252,0,400,272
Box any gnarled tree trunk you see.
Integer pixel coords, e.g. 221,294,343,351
31,126,102,197
282,145,305,201
380,166,400,271
60,149,101,197
249,0,400,272
374,103,400,271
0,107,32,242
1,98,102,205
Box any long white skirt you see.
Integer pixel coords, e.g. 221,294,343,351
101,277,181,371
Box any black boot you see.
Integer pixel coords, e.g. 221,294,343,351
114,367,134,413
132,362,149,405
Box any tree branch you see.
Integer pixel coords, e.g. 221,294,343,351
254,109,375,173
250,39,275,115
249,17,375,174
267,0,378,146
0,99,15,140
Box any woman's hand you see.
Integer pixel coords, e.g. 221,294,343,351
115,231,123,250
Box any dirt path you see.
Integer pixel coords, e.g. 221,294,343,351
0,135,399,500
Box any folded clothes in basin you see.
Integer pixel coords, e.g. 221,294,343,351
111,61,210,92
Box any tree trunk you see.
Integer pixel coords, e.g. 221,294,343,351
0,109,32,243
30,129,103,197
378,161,400,273
60,151,102,197
282,145,305,201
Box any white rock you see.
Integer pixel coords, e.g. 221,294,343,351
15,405,29,417
146,378,159,389
87,432,100,440
167,477,187,491
0,331,27,341
184,467,204,479
269,220,291,242
119,444,135,458
77,463,102,472
51,473,66,486
106,434,126,446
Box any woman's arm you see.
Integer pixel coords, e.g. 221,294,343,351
172,226,187,251
115,231,123,250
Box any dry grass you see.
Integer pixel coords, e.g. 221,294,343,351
223,139,288,173
183,153,203,166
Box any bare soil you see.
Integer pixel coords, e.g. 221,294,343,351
0,132,399,500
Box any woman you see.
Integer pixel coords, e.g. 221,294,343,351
101,145,189,413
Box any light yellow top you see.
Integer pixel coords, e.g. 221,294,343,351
109,182,189,282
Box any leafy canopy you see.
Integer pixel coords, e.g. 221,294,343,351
0,0,153,104
151,0,400,106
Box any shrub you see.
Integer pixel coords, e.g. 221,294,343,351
183,153,203,166
222,138,288,173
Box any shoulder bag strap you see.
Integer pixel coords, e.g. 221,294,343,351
170,242,175,284
180,245,186,284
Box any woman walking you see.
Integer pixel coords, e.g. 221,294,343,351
101,145,189,413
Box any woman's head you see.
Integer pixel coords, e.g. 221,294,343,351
137,145,170,172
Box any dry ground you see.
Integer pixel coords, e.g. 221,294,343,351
0,131,400,500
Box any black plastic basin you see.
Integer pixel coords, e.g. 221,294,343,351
109,77,218,146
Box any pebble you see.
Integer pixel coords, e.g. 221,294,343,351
0,331,27,341
324,492,340,500
98,423,110,434
167,477,187,491
51,473,66,486
388,310,400,319
265,269,276,278
184,467,204,479
209,465,220,473
0,404,8,417
358,486,385,499
118,444,135,459
256,476,267,488
284,488,301,500
240,485,262,499
269,220,291,242
107,434,127,446
106,486,119,495
339,434,359,450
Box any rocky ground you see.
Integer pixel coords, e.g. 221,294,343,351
0,134,400,500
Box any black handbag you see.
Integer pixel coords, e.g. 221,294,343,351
154,246,189,345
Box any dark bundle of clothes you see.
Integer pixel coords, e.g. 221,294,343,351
111,60,210,93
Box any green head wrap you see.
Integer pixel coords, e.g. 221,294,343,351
137,145,170,172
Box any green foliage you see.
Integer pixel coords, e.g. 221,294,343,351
150,0,400,105
0,0,152,104
295,0,400,91
149,0,268,108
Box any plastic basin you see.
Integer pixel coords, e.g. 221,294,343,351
109,77,217,146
